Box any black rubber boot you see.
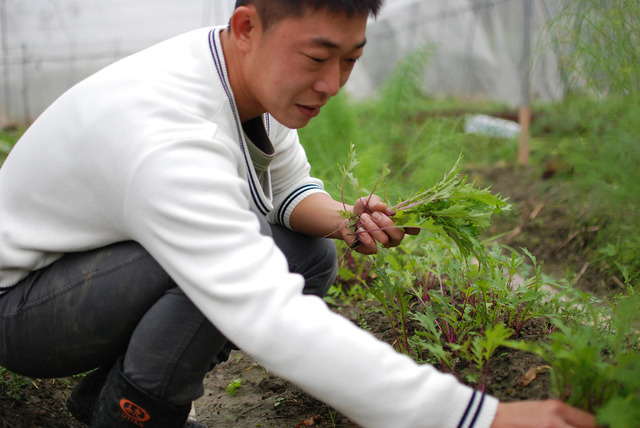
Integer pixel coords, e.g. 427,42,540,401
212,341,238,366
67,365,112,424
91,359,193,428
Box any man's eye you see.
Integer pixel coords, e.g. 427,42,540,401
307,56,326,63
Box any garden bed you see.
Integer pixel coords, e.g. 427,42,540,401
1,164,618,427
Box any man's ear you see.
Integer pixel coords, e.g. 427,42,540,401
228,6,261,53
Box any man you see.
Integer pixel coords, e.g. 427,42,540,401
0,1,596,427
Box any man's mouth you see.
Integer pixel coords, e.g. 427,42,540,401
296,104,322,118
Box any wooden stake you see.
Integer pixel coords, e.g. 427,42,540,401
518,106,531,165
518,0,533,166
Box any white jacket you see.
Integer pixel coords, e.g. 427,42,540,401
0,27,497,428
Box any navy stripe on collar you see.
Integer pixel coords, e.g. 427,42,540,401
208,29,270,216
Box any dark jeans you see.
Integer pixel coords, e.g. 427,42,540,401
0,217,337,406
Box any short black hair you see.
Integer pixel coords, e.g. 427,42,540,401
234,0,383,32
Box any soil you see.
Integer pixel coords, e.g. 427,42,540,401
0,164,615,427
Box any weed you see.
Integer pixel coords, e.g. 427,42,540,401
0,367,30,402
548,0,640,97
0,127,24,165
325,407,338,428
225,378,242,396
506,290,640,427
369,240,554,390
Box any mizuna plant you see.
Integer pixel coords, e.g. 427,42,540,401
368,240,554,391
507,290,640,428
339,144,510,261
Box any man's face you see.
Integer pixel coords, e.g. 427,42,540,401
244,8,368,129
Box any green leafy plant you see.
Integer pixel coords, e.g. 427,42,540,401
548,0,640,97
368,240,555,390
339,145,510,261
0,367,30,402
507,290,640,427
0,127,24,165
369,250,417,358
225,378,242,396
325,244,376,306
337,148,562,391
467,324,514,389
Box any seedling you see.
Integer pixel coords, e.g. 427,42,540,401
0,368,29,402
225,378,242,396
506,291,640,427
370,240,554,389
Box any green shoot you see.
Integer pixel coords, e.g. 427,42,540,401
225,378,242,396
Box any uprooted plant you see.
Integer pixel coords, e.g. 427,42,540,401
339,144,510,260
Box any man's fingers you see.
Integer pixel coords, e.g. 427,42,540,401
358,212,403,248
551,401,597,428
348,223,377,254
350,194,417,252
354,194,387,216
404,227,420,236
351,229,377,255
373,212,405,246
492,401,596,428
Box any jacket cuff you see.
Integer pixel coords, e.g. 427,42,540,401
272,184,328,229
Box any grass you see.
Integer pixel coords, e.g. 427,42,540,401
547,0,640,97
0,367,30,401
0,126,24,164
530,95,640,277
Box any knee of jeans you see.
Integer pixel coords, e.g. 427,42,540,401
302,239,338,297
321,239,338,275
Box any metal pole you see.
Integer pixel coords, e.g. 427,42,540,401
518,0,533,166
21,43,29,122
1,0,11,122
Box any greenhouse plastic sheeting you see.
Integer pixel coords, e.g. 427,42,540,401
0,0,565,126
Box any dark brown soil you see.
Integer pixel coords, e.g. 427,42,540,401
480,163,617,297
0,164,611,427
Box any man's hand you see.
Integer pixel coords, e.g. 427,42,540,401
492,400,596,428
288,193,418,252
342,195,418,255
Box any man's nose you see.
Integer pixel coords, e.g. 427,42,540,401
313,61,342,97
